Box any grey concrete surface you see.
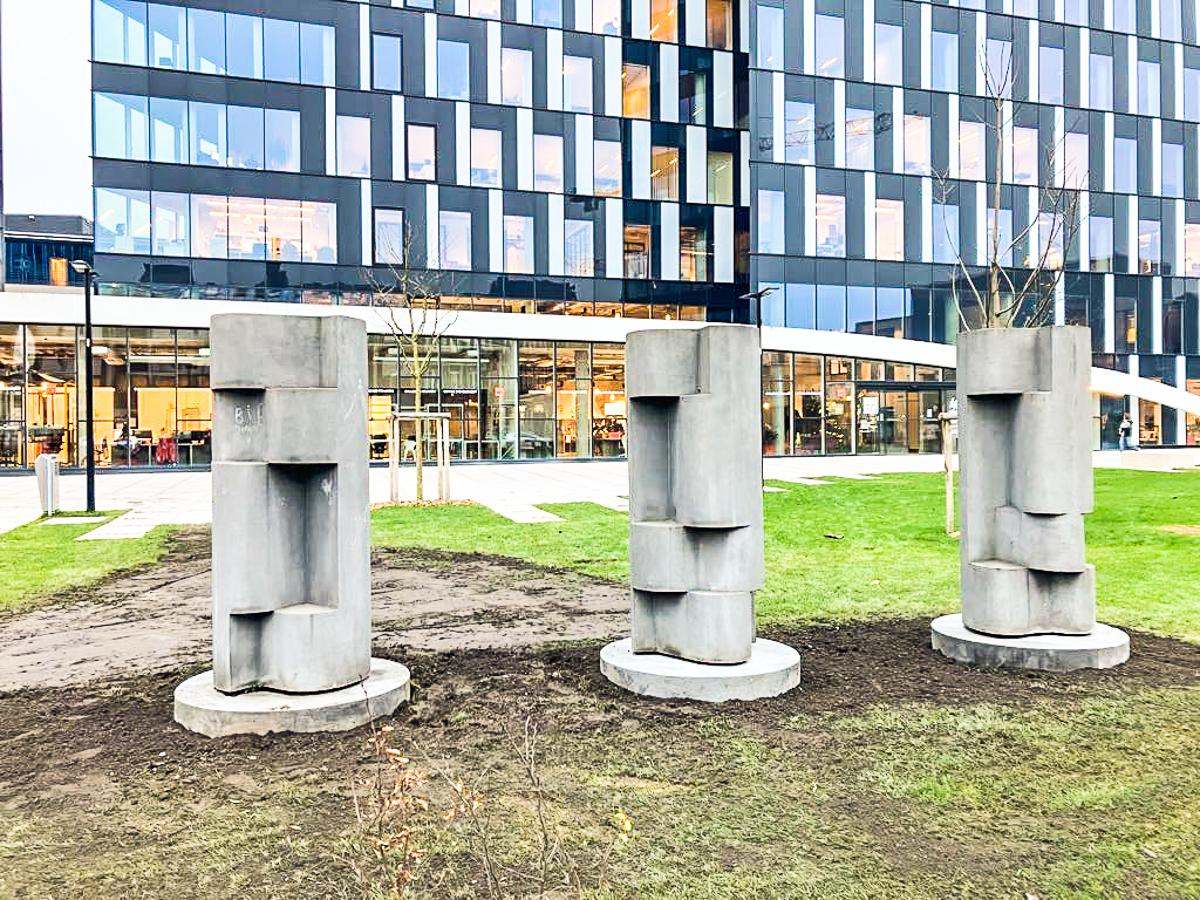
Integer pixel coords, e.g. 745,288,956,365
600,638,801,701
931,614,1130,672
957,326,1097,637
173,658,411,738
625,325,765,664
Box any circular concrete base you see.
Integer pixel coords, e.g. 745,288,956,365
174,658,411,738
931,614,1130,673
600,638,801,702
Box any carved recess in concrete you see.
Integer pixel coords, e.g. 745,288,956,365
626,324,764,663
957,325,1096,637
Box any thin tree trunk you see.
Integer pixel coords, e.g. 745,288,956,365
414,372,425,503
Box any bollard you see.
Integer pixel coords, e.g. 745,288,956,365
34,454,60,516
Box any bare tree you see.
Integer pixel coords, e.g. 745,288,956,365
934,42,1082,332
366,225,458,503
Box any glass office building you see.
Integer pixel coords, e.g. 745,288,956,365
6,0,1200,468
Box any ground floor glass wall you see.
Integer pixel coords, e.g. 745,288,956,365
4,321,1188,467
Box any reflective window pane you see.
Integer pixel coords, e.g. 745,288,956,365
373,34,402,91
374,209,405,265
534,134,564,192
151,191,189,256
226,13,263,79
594,140,622,195
784,100,814,165
148,3,185,69
408,124,436,180
756,5,782,71
533,0,562,28
846,107,874,170
189,101,227,166
651,146,678,200
265,108,300,172
266,198,302,262
95,187,151,254
623,63,650,118
149,97,187,164
336,115,371,177
503,215,535,273
757,189,785,254
228,196,265,260
187,7,225,75
815,194,845,257
563,55,593,113
875,198,903,261
502,48,533,106
438,40,470,100
903,114,930,176
263,18,300,83
440,210,473,270
94,92,148,160
564,219,594,276
300,22,335,86
227,105,264,169
470,128,502,187
190,194,228,258
875,23,902,86
815,15,843,78
1040,46,1063,106
94,0,147,66
593,0,620,35
302,201,338,263
931,31,957,92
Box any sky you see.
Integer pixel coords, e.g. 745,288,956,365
3,0,92,217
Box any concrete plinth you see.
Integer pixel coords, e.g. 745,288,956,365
600,638,801,702
931,614,1129,673
174,658,411,738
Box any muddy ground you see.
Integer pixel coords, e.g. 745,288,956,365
2,530,1199,897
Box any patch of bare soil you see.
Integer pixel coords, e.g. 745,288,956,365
0,529,627,692
1161,524,1200,536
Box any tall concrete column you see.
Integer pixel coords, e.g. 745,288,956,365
601,324,800,700
932,325,1129,672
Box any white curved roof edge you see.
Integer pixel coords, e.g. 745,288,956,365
2,289,1198,416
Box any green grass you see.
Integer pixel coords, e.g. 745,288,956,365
0,512,174,613
373,469,1200,642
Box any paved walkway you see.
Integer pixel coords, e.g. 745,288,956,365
1,449,1196,539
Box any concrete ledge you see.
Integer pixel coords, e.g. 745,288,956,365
174,658,411,738
931,614,1129,673
600,638,800,702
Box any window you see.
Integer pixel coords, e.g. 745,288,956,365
624,225,651,278
1064,0,1087,24
94,0,147,67
565,220,594,276
1012,127,1037,186
94,92,148,160
1090,53,1113,111
151,191,190,257
266,199,302,262
336,116,371,178
708,150,733,204
1185,223,1200,276
503,216,535,273
708,0,733,50
190,194,228,259
651,146,679,200
784,101,814,165
533,0,562,28
300,23,335,86
932,202,959,264
681,67,707,124
595,140,623,196
815,15,843,77
95,187,151,254
440,211,472,270
227,105,264,169
680,225,708,281
1163,144,1184,199
987,209,1013,266
187,8,225,75
264,17,300,83
650,0,677,42
623,63,651,118
228,196,266,261
471,0,501,19
534,134,564,192
1186,68,1200,122
149,97,186,164
1040,47,1063,106
408,125,436,180
1114,137,1137,194
756,6,783,71
226,14,263,80
1090,215,1113,272
1138,61,1160,117
303,201,337,263
757,190,785,254
959,120,985,181
1139,219,1161,274
846,108,874,170
985,39,1012,98
593,0,620,35
1163,0,1182,41
502,48,533,107
374,209,405,265
1064,132,1088,190
189,102,226,167
904,114,930,176
148,3,185,69
265,108,300,172
876,199,903,261
815,194,845,257
875,23,902,86
470,128,502,187
817,286,846,331
563,56,593,113
1113,0,1135,31
373,34,402,91
438,40,470,100
931,31,957,92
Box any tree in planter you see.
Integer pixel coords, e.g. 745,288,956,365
928,46,1129,671
366,225,459,503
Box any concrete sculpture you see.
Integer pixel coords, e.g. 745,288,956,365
932,325,1129,671
601,324,800,700
175,314,410,737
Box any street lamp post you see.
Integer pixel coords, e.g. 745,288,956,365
70,260,96,513
738,286,777,329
